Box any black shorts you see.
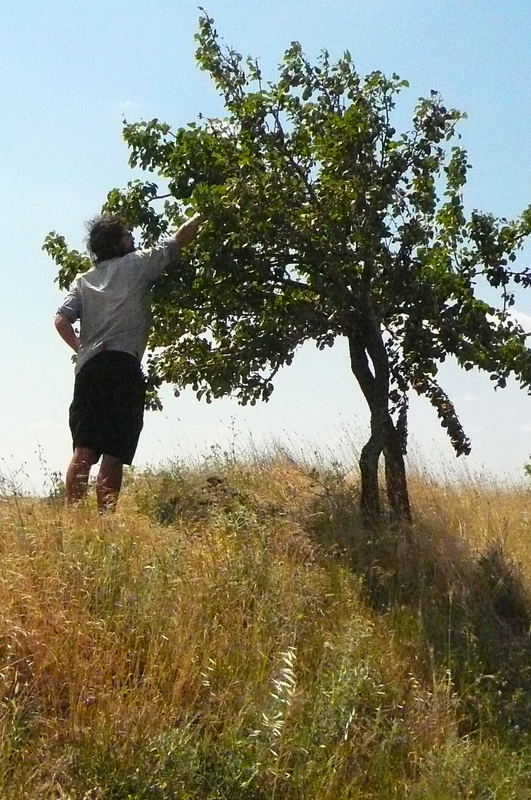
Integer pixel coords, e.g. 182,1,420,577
69,351,146,465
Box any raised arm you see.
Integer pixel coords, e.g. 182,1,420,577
136,214,205,284
173,214,203,248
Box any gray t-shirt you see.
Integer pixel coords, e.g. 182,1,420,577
57,239,180,373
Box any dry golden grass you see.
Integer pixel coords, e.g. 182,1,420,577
410,473,531,566
0,456,530,798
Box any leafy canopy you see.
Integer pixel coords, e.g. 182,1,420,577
44,11,531,453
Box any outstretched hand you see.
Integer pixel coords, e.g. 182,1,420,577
174,214,203,248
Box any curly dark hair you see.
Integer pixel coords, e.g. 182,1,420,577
86,214,129,263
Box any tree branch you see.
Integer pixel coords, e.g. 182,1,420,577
272,110,319,204
348,332,376,407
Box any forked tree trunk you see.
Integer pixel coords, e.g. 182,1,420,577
358,411,411,526
348,332,411,526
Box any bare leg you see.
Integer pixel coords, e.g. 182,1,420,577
66,446,98,506
96,454,124,512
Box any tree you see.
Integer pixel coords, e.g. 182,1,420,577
44,12,531,525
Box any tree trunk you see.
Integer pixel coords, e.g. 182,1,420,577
348,329,411,526
382,415,412,525
359,431,383,525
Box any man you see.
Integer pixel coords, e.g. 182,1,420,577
55,212,202,511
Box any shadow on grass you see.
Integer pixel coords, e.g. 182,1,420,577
304,478,531,737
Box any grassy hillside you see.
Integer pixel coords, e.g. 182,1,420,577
1,455,531,798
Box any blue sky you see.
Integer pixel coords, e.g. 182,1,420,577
2,0,531,490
